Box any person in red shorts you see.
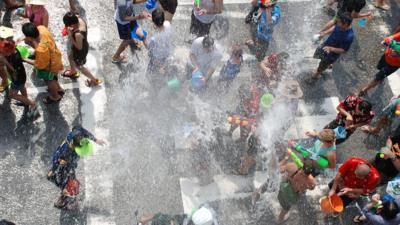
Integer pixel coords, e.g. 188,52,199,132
328,157,380,209
359,31,400,96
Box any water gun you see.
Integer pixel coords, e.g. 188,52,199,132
292,144,329,168
194,0,200,7
227,115,256,126
287,148,304,168
61,26,69,37
145,0,157,11
395,99,400,116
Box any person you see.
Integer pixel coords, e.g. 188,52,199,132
0,0,23,28
316,0,372,39
186,35,222,86
139,204,219,225
353,193,400,224
309,11,353,82
246,0,280,63
189,0,223,37
324,94,374,144
54,175,80,209
47,125,105,189
289,129,337,176
253,155,316,223
257,51,289,88
217,44,243,89
21,22,64,104
0,26,38,117
16,0,49,28
369,135,400,185
146,9,173,88
112,0,150,64
0,220,16,225
361,96,400,134
61,12,102,87
328,157,380,209
358,32,400,96
227,83,262,142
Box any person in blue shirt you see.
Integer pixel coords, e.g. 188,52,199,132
245,0,280,62
353,193,400,224
309,11,354,82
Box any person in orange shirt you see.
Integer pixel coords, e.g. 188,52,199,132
359,32,400,96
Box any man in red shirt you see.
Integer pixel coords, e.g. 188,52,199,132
324,95,374,144
359,32,400,96
328,157,380,208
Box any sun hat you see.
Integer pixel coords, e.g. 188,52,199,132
192,207,213,225
0,26,13,39
26,0,48,5
74,138,94,157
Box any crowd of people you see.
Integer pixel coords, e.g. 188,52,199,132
0,0,399,224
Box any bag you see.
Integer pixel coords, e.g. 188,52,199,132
256,5,280,41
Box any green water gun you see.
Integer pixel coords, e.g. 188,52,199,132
292,144,329,168
287,148,304,168
195,0,200,7
389,40,400,53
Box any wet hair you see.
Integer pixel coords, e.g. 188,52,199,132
318,129,336,143
0,220,16,225
63,12,79,27
337,11,353,26
22,22,39,39
202,35,214,48
152,9,165,27
380,200,399,220
358,100,372,114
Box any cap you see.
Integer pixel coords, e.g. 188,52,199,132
192,207,213,225
0,26,13,39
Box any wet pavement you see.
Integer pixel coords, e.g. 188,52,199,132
1,0,400,224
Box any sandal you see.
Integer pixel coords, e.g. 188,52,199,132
85,79,103,87
111,55,128,64
353,214,366,223
61,69,80,78
43,96,62,104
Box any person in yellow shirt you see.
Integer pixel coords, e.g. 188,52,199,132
22,22,64,104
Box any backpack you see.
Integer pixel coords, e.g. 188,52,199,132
256,5,281,41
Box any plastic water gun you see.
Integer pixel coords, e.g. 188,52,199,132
292,143,329,168
61,26,69,37
227,115,256,126
287,148,304,168
386,40,400,53
395,99,400,116
194,0,200,7
145,0,157,11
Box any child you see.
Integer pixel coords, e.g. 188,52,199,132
218,44,243,89
61,12,102,87
16,0,49,27
0,27,38,117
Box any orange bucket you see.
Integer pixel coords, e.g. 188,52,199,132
320,195,344,213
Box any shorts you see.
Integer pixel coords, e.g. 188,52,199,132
116,20,138,40
374,54,399,81
314,46,336,72
35,69,57,81
159,0,178,14
190,10,213,37
10,82,25,91
277,181,299,211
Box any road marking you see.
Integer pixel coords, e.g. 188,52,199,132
388,69,400,97
25,82,80,95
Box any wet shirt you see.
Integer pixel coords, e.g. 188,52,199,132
34,26,63,73
219,56,242,80
115,0,135,25
190,37,222,73
362,198,400,225
307,139,336,158
148,21,172,62
384,32,400,67
193,0,220,24
322,25,354,62
6,50,27,86
337,0,366,13
338,157,380,194
336,95,374,125
26,4,48,27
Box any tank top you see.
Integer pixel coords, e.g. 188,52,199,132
72,26,89,60
194,0,218,24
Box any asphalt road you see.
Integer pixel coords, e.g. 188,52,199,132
1,0,400,224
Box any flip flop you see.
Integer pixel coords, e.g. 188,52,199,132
43,96,62,104
111,55,128,64
353,215,366,223
61,69,80,78
85,79,103,87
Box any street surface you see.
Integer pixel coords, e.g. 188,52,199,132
0,0,400,224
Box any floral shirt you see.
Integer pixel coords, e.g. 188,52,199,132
336,95,374,125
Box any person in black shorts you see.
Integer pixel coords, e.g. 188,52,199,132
158,0,177,22
0,29,38,117
62,12,102,87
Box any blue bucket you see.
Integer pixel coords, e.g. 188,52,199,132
358,18,367,28
334,126,347,140
191,70,206,89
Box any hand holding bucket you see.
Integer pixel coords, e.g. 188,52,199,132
191,70,206,89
